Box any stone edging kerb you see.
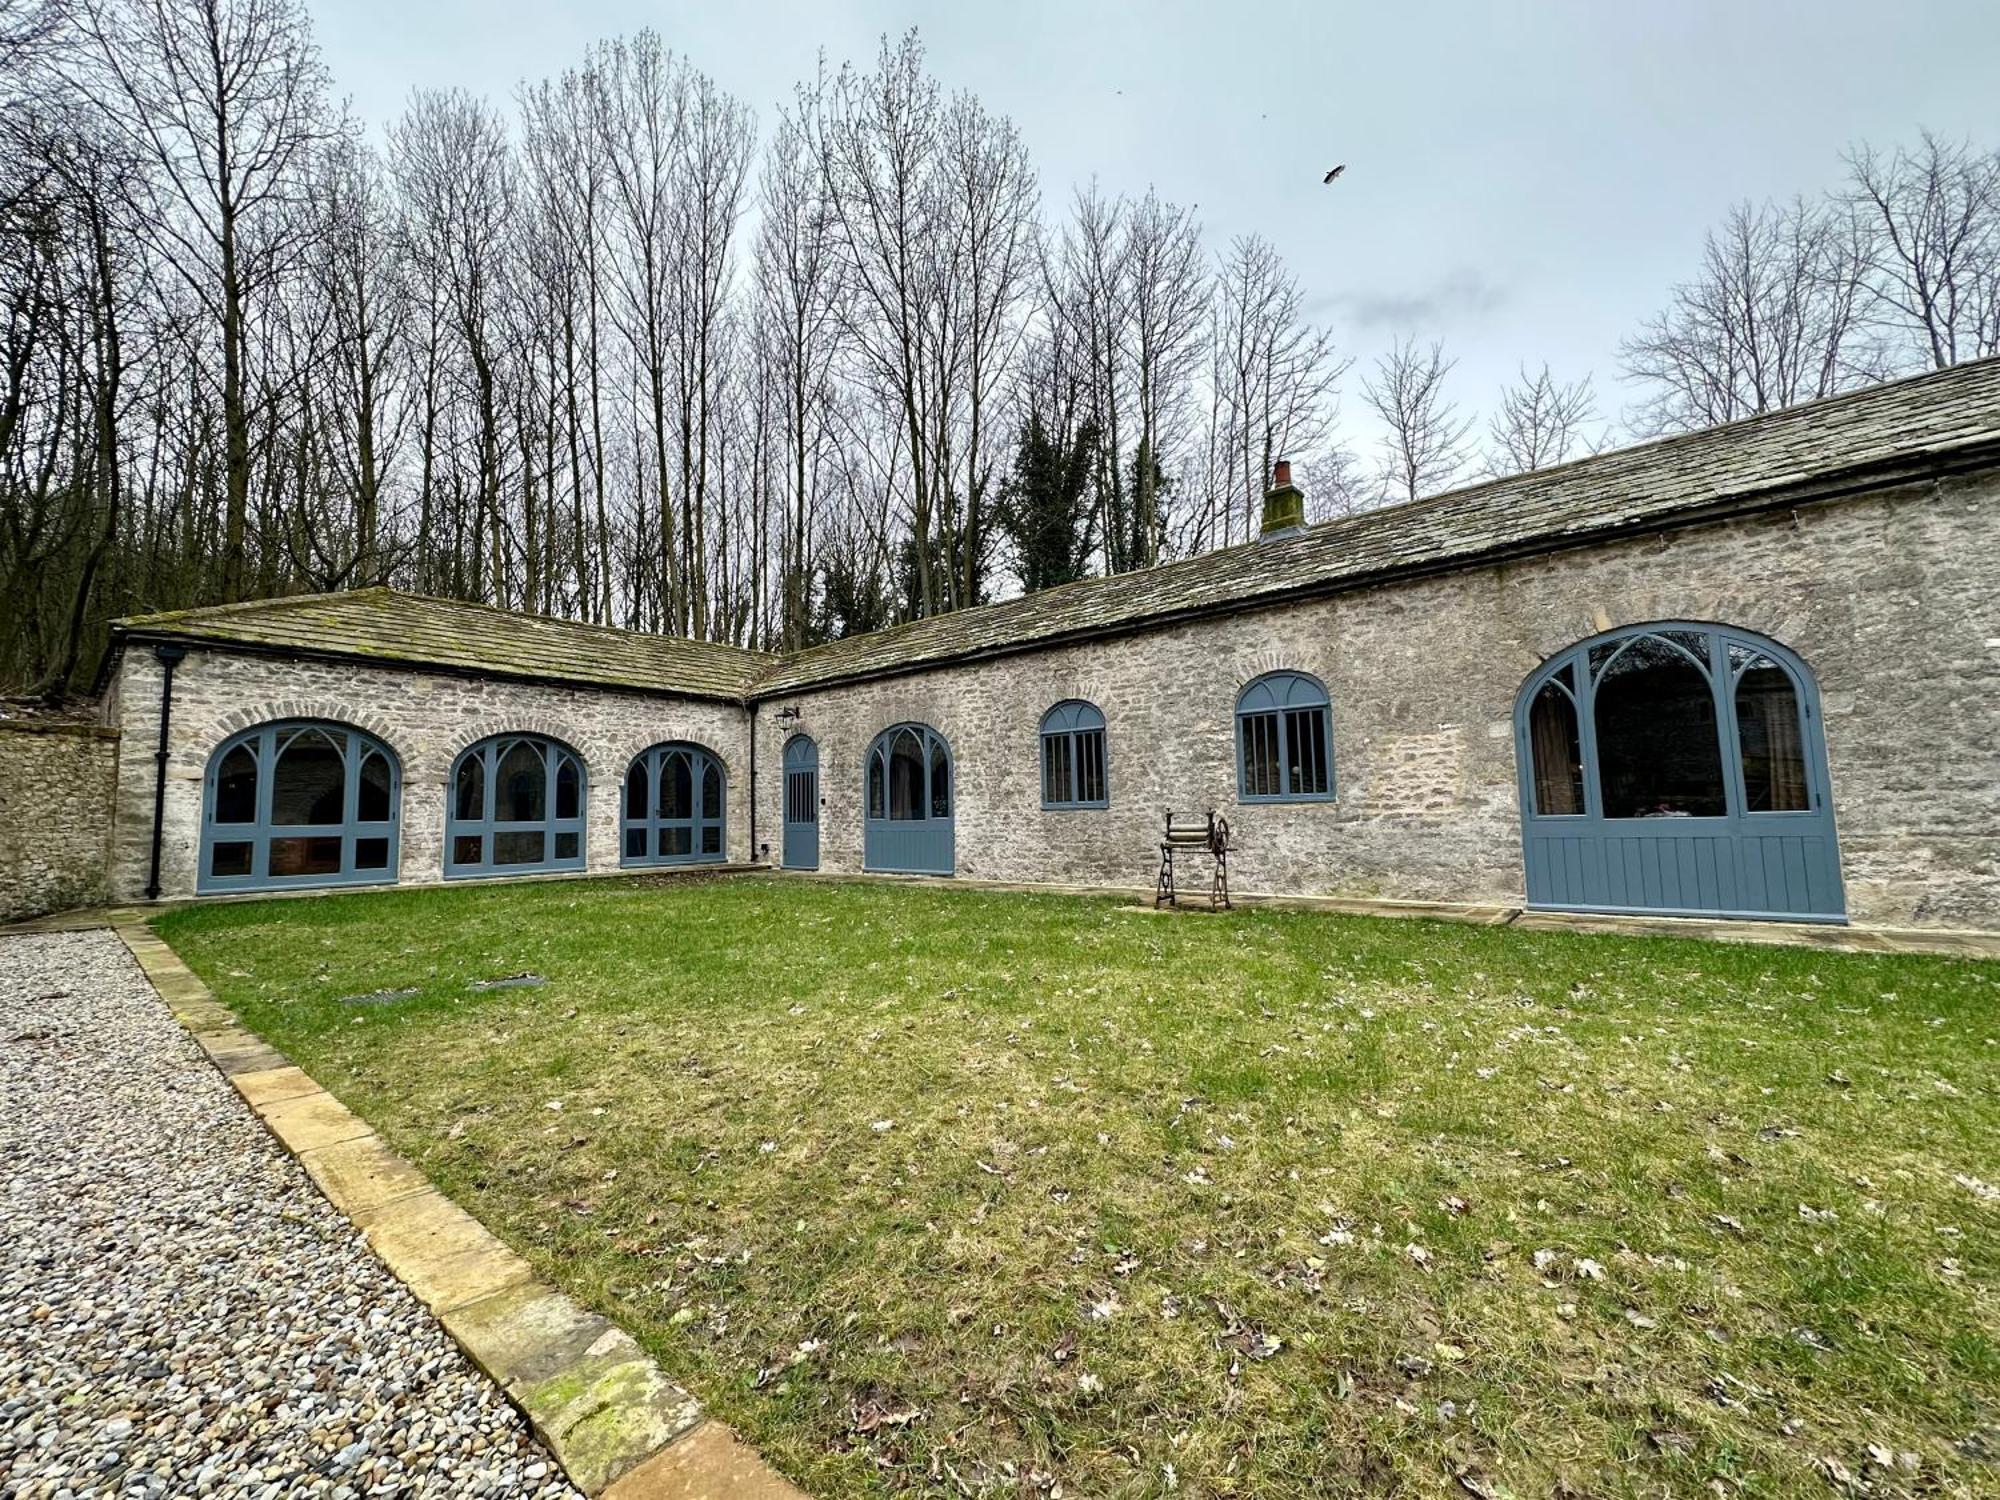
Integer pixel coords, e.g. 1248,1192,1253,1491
110,915,806,1500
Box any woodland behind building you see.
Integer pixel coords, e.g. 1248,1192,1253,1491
3,0,1995,695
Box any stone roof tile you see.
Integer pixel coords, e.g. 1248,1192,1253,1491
113,588,772,700
112,359,2000,702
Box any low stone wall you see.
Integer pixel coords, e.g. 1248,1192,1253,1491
0,718,120,921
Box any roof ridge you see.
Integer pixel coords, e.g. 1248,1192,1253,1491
114,585,394,631
361,588,779,661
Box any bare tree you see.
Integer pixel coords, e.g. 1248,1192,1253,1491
1206,234,1346,544
1487,363,1599,476
591,30,687,631
1363,337,1475,504
1121,189,1207,568
71,0,330,599
303,137,407,585
754,77,844,651
666,65,752,639
1846,132,2000,370
390,88,512,598
1620,196,1881,434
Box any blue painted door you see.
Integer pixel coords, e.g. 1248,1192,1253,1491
782,735,819,870
863,724,954,875
1517,624,1845,922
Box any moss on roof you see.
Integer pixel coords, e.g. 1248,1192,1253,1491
754,356,2000,694
114,588,772,700
113,359,2000,703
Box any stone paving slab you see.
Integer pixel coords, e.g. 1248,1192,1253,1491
105,915,809,1499
604,1422,808,1500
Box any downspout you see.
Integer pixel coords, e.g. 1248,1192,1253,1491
144,642,188,900
747,698,760,863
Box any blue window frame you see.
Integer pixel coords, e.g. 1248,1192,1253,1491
1040,700,1108,809
446,734,586,878
1236,671,1334,802
622,742,726,866
199,720,400,893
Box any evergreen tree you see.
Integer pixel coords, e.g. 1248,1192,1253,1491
995,412,1101,594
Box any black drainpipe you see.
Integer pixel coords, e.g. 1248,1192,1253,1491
144,641,187,900
747,698,760,864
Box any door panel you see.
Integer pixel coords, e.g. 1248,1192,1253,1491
783,767,818,869
1517,625,1844,922
863,724,954,875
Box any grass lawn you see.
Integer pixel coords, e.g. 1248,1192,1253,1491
158,877,1997,1499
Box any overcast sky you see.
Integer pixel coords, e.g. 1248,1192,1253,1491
313,0,1999,456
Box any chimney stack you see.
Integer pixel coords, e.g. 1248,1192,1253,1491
1261,458,1305,538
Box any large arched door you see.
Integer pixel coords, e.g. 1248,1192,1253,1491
1516,623,1844,921
863,724,953,875
782,735,819,870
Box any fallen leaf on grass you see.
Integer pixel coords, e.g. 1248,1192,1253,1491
850,1394,920,1433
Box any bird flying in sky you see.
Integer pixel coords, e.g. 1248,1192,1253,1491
1323,165,1346,184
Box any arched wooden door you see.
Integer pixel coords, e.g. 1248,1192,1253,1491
1516,623,1845,921
863,724,954,875
782,735,819,870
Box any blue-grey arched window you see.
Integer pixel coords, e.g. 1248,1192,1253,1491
622,742,725,866
1236,671,1334,802
1040,700,1108,809
200,721,400,892
446,734,586,878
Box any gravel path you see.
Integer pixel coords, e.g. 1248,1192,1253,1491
0,930,581,1499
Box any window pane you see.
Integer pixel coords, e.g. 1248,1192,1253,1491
271,731,345,826
494,830,545,865
453,834,484,866
454,755,484,822
354,837,390,870
1528,678,1584,815
661,752,693,819
215,745,258,824
554,831,580,861
1736,661,1809,812
269,836,343,877
701,760,721,820
495,741,546,822
929,737,951,818
625,761,647,819
1080,729,1106,804
1043,734,1072,805
868,753,886,819
555,756,580,820
700,825,721,856
1241,711,1279,797
888,734,925,820
662,826,693,857
1285,707,1329,796
357,752,392,822
209,841,253,877
625,827,647,859
1594,635,1726,818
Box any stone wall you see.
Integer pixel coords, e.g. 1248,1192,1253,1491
751,470,2000,929
102,465,2000,928
0,718,120,921
107,650,753,901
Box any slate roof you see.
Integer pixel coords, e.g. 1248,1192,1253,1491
113,588,771,701
756,356,2000,694
114,359,2000,702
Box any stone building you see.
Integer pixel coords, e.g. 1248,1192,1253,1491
11,357,1995,929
